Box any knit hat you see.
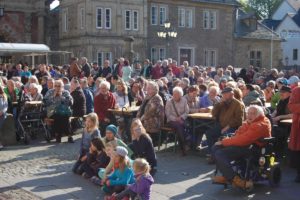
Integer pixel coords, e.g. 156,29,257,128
106,124,118,136
280,86,291,93
115,146,128,157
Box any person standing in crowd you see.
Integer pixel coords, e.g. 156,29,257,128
44,80,73,143
0,85,8,150
35,64,50,83
151,60,163,80
142,59,152,79
288,86,300,183
101,60,113,80
69,57,81,78
121,60,132,83
80,57,91,78
91,62,100,78
165,87,190,156
200,86,220,110
80,78,94,114
94,81,116,134
136,81,164,145
242,84,262,106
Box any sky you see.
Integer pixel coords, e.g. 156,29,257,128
50,0,60,10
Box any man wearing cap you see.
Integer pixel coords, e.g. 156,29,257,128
288,75,300,90
242,84,262,106
271,86,292,158
271,78,288,110
205,87,245,157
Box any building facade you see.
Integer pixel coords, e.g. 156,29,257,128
59,0,283,68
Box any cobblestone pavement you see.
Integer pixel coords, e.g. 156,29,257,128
1,134,300,200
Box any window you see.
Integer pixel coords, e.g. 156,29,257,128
204,49,217,66
159,7,166,26
80,8,85,29
98,52,112,66
151,6,158,25
293,49,298,60
159,48,166,60
125,10,131,30
62,9,68,32
151,48,158,63
96,8,102,29
105,8,111,29
250,50,262,67
178,8,193,28
203,10,217,29
133,11,138,30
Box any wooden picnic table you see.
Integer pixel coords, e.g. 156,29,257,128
25,101,43,106
108,106,140,116
280,119,292,125
188,112,214,120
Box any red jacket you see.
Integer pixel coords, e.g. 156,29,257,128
288,86,300,151
94,92,116,121
151,65,163,79
221,115,271,147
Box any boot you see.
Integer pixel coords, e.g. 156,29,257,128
212,176,228,184
232,176,253,189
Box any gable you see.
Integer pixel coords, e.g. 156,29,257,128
272,1,296,20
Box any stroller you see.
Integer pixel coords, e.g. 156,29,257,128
17,89,51,144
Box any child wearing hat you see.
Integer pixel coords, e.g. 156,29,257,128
103,124,133,158
103,146,135,199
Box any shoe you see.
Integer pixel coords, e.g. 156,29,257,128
90,176,102,186
68,136,74,143
232,176,253,190
206,156,215,165
212,176,228,184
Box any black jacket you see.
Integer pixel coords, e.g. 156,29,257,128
71,87,86,117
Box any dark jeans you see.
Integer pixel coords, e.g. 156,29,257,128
115,188,138,200
272,125,289,158
168,121,186,152
103,185,126,195
52,114,70,137
212,145,251,181
206,126,236,153
72,159,84,174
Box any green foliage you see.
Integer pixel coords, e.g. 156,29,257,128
238,0,283,19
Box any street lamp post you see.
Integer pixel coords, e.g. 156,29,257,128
157,21,177,58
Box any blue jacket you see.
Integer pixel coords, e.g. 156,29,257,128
200,95,220,108
79,129,101,156
108,166,135,186
82,88,94,114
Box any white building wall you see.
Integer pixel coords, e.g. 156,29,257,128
276,16,300,65
272,1,296,20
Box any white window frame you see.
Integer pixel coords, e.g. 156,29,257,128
80,7,85,29
186,9,193,28
159,6,167,26
105,8,111,29
62,9,68,32
249,50,262,67
203,10,217,30
96,7,103,29
125,10,131,30
159,48,166,60
151,47,158,63
151,5,158,25
178,8,185,27
133,10,139,31
204,49,217,67
98,52,112,66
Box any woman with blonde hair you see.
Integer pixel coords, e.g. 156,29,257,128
129,118,157,175
0,85,8,150
113,80,129,108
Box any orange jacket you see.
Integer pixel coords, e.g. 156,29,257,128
221,115,271,147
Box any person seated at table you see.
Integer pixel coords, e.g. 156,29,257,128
264,80,276,103
128,81,144,107
129,118,157,176
205,87,244,159
28,83,43,101
102,124,133,158
271,78,288,111
165,87,190,156
271,86,292,158
242,84,262,106
113,80,129,108
4,80,19,114
70,78,86,135
211,105,271,189
136,81,164,145
184,85,201,114
199,86,220,112
44,80,73,143
0,85,8,150
94,81,116,135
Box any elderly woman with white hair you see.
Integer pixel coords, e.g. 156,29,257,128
212,105,271,189
29,83,43,101
44,79,73,143
94,80,116,135
136,81,164,144
165,86,190,156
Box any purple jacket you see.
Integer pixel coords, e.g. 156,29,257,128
129,174,154,200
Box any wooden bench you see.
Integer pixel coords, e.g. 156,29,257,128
159,126,178,152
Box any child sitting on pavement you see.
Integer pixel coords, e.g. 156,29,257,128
112,158,154,200
72,113,101,174
102,146,135,199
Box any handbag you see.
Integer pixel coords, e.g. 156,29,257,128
54,103,72,117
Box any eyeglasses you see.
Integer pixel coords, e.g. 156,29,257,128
54,85,61,88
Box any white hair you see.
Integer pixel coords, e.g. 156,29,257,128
246,105,265,118
173,86,184,97
209,85,220,94
162,59,169,66
99,80,111,90
147,81,159,93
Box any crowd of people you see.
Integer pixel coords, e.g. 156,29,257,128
0,56,300,198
